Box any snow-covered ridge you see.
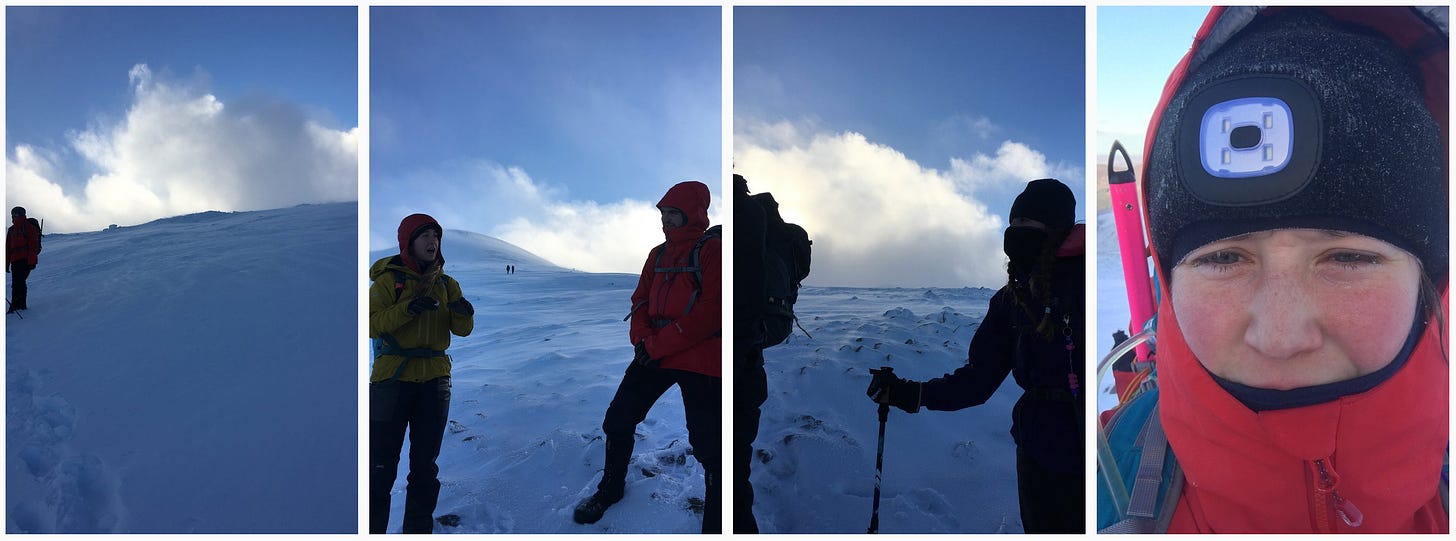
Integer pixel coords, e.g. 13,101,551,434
7,202,357,533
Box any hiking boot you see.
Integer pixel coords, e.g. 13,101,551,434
573,489,623,524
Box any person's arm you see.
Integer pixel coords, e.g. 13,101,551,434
368,276,415,338
445,276,474,337
628,250,657,346
919,288,1017,411
645,238,721,359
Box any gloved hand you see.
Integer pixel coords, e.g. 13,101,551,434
407,296,439,316
632,340,659,367
866,368,921,413
448,297,474,316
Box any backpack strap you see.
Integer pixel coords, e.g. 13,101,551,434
1128,404,1170,518
651,227,720,317
1099,402,1184,534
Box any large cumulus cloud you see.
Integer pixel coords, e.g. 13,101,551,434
7,64,357,233
735,119,1081,288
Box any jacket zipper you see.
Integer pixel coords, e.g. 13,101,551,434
1308,457,1363,532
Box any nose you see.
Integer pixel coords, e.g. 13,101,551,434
1243,269,1323,361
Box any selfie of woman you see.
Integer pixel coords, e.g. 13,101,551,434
1097,6,1448,534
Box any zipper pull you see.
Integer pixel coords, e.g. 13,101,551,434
1332,492,1364,527
1315,458,1364,528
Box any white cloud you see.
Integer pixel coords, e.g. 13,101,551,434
6,64,357,233
372,162,721,275
735,119,1082,288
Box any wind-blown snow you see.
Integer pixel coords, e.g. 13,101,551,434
368,232,710,534
750,286,1024,533
6,203,357,533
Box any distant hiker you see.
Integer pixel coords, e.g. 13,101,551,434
506,264,510,274
574,180,722,533
867,178,1085,533
7,206,41,313
1097,8,1447,533
369,213,475,534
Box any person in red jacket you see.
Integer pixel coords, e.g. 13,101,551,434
7,206,41,313
573,180,722,533
1114,7,1447,533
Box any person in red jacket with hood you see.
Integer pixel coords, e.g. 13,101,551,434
1100,7,1447,534
573,180,722,533
867,178,1085,533
7,206,41,313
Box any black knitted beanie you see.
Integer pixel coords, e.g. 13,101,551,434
1147,8,1446,278
1010,178,1076,231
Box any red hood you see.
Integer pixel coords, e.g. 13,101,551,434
396,213,443,273
1056,223,1085,258
658,180,712,242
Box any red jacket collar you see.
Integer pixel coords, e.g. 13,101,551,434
1157,289,1448,533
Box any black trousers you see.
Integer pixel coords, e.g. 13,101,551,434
1015,447,1084,533
733,346,767,533
10,260,31,309
600,361,722,534
370,377,451,534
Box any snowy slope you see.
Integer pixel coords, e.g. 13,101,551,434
750,286,1024,533
368,233,712,534
6,203,357,534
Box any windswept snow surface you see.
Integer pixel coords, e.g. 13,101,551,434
750,286,1024,533
6,203,357,533
368,233,710,534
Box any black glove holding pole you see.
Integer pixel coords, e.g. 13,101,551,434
866,366,921,413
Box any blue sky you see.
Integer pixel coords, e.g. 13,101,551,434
1096,6,1210,159
370,7,721,273
735,6,1085,288
7,6,358,233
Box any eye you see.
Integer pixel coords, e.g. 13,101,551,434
1327,251,1382,268
1187,249,1246,267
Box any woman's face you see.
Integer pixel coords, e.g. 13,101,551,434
411,229,440,263
1171,229,1421,390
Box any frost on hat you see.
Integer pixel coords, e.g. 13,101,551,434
1147,8,1446,278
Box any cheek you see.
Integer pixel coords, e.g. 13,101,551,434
1320,281,1418,373
1170,276,1248,372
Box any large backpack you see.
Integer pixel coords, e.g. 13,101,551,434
751,192,811,347
27,218,41,255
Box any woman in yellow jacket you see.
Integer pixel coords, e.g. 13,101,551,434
369,213,474,534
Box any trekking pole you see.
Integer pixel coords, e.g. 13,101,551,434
867,366,894,534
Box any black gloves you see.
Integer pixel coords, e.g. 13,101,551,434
633,340,659,367
448,297,474,316
866,367,921,413
406,296,439,316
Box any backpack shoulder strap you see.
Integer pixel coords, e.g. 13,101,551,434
392,268,408,302
1098,394,1183,534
